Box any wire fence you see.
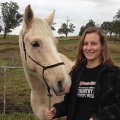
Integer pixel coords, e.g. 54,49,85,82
0,66,32,114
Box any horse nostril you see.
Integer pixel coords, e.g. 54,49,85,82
57,80,64,92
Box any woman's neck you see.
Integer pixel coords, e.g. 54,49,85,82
86,60,101,68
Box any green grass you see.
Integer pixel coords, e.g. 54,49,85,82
58,39,79,61
108,41,120,66
108,41,120,54
0,68,31,114
0,34,19,42
0,113,35,120
59,39,79,44
0,59,22,66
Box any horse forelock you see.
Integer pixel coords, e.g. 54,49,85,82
20,17,54,44
30,17,53,37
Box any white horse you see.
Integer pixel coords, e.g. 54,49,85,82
19,5,73,120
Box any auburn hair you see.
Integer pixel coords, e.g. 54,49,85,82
70,27,114,75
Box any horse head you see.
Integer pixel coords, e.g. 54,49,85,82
19,5,71,96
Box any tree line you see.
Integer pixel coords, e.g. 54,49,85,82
79,18,120,40
0,1,120,40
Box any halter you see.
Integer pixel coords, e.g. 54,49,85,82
22,31,65,108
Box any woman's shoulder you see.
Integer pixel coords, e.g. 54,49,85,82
103,65,120,79
102,64,120,72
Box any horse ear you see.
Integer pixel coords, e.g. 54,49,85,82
24,4,34,28
45,10,55,27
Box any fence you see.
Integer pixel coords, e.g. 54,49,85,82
0,66,32,114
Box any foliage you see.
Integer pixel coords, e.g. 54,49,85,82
51,22,56,31
101,21,112,34
112,20,120,37
78,8,120,41
100,9,120,40
114,8,120,20
58,23,68,36
0,20,3,32
112,9,120,38
101,21,114,40
0,1,23,39
79,19,96,36
0,19,3,32
0,26,3,32
58,17,75,37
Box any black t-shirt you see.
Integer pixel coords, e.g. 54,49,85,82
74,65,103,120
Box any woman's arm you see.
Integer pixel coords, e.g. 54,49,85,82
53,89,72,118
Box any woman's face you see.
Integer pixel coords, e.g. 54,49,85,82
83,32,102,64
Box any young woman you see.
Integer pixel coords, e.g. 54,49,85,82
45,27,120,120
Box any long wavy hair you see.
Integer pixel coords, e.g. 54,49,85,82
70,27,114,75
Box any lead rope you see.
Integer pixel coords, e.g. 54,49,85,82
42,68,52,109
48,88,52,109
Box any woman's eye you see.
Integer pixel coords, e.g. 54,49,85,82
91,42,97,45
31,41,40,47
84,42,88,45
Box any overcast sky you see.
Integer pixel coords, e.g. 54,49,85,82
0,0,120,36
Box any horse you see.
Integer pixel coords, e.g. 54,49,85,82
19,5,73,120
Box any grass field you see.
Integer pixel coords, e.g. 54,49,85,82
0,113,34,120
0,35,120,119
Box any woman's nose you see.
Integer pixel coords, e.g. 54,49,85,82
86,44,92,50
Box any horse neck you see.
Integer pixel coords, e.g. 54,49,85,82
25,67,48,97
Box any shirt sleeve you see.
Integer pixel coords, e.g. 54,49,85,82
53,89,72,118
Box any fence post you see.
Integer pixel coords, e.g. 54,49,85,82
3,67,7,114
0,66,23,113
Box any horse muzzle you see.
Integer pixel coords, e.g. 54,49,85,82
52,79,71,96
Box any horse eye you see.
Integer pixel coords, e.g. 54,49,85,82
31,41,40,47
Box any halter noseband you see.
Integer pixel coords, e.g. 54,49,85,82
22,31,65,108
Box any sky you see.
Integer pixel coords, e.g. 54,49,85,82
0,0,120,36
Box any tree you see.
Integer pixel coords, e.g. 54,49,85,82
69,23,75,33
0,1,23,38
79,19,96,36
101,21,114,40
85,19,95,28
58,23,68,37
113,8,120,39
0,26,3,32
101,21,110,34
79,26,85,36
112,20,120,38
0,21,3,32
58,17,75,37
51,22,56,31
114,8,120,20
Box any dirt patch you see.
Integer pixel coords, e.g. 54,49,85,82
0,48,20,59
